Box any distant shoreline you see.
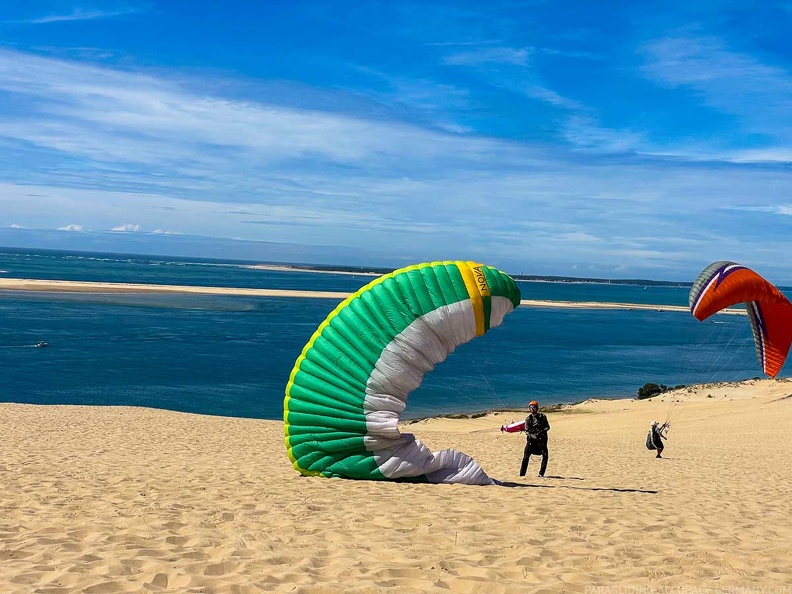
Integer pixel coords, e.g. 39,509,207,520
0,277,744,313
243,264,690,287
0,247,696,286
246,264,381,277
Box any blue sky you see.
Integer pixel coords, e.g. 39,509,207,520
1,1,792,281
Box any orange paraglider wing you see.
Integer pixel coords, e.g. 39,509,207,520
689,261,792,378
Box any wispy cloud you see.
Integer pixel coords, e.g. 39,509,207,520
424,39,505,48
58,224,84,231
443,46,532,67
0,50,493,174
562,115,646,153
439,43,620,144
349,64,473,128
441,44,582,110
641,34,792,155
23,6,141,25
728,204,792,216
525,33,792,163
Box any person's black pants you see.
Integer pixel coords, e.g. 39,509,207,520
520,439,548,476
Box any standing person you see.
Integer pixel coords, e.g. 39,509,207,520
501,400,550,477
650,420,667,458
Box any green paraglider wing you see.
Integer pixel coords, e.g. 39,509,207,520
284,260,521,485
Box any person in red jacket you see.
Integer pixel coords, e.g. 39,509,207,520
501,400,550,477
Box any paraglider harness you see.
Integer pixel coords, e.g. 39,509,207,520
645,422,669,451
525,413,550,455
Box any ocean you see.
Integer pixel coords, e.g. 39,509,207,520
0,248,774,420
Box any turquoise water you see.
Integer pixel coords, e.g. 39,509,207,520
0,248,771,420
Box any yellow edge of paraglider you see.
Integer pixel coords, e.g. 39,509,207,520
456,261,488,336
283,261,450,473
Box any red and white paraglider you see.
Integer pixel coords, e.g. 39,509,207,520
689,261,792,378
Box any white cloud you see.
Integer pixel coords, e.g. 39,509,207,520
558,232,601,244
443,46,532,67
438,44,630,149
111,223,142,232
538,35,792,163
10,223,26,228
642,35,792,145
562,115,645,153
23,7,141,24
729,204,792,216
0,49,493,172
440,44,586,113
726,149,792,164
533,37,792,160
58,224,84,231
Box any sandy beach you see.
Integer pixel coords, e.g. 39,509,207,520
2,379,791,593
0,278,736,313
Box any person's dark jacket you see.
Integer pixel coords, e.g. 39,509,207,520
651,426,665,449
525,412,550,443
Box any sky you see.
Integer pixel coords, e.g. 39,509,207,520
1,1,792,281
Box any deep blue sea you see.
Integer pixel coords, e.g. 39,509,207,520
0,247,780,420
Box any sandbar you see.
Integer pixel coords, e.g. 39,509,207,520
0,278,735,312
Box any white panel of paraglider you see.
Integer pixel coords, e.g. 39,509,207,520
489,295,515,328
361,295,516,485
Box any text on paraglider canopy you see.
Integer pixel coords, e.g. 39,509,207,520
472,266,490,296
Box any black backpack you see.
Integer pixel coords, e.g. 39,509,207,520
645,430,656,451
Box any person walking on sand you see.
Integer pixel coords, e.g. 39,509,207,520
501,400,550,477
649,420,667,458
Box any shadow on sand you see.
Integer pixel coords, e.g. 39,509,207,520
493,478,657,494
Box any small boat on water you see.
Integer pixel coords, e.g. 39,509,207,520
34,341,48,348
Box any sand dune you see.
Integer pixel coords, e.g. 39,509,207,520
2,379,791,592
